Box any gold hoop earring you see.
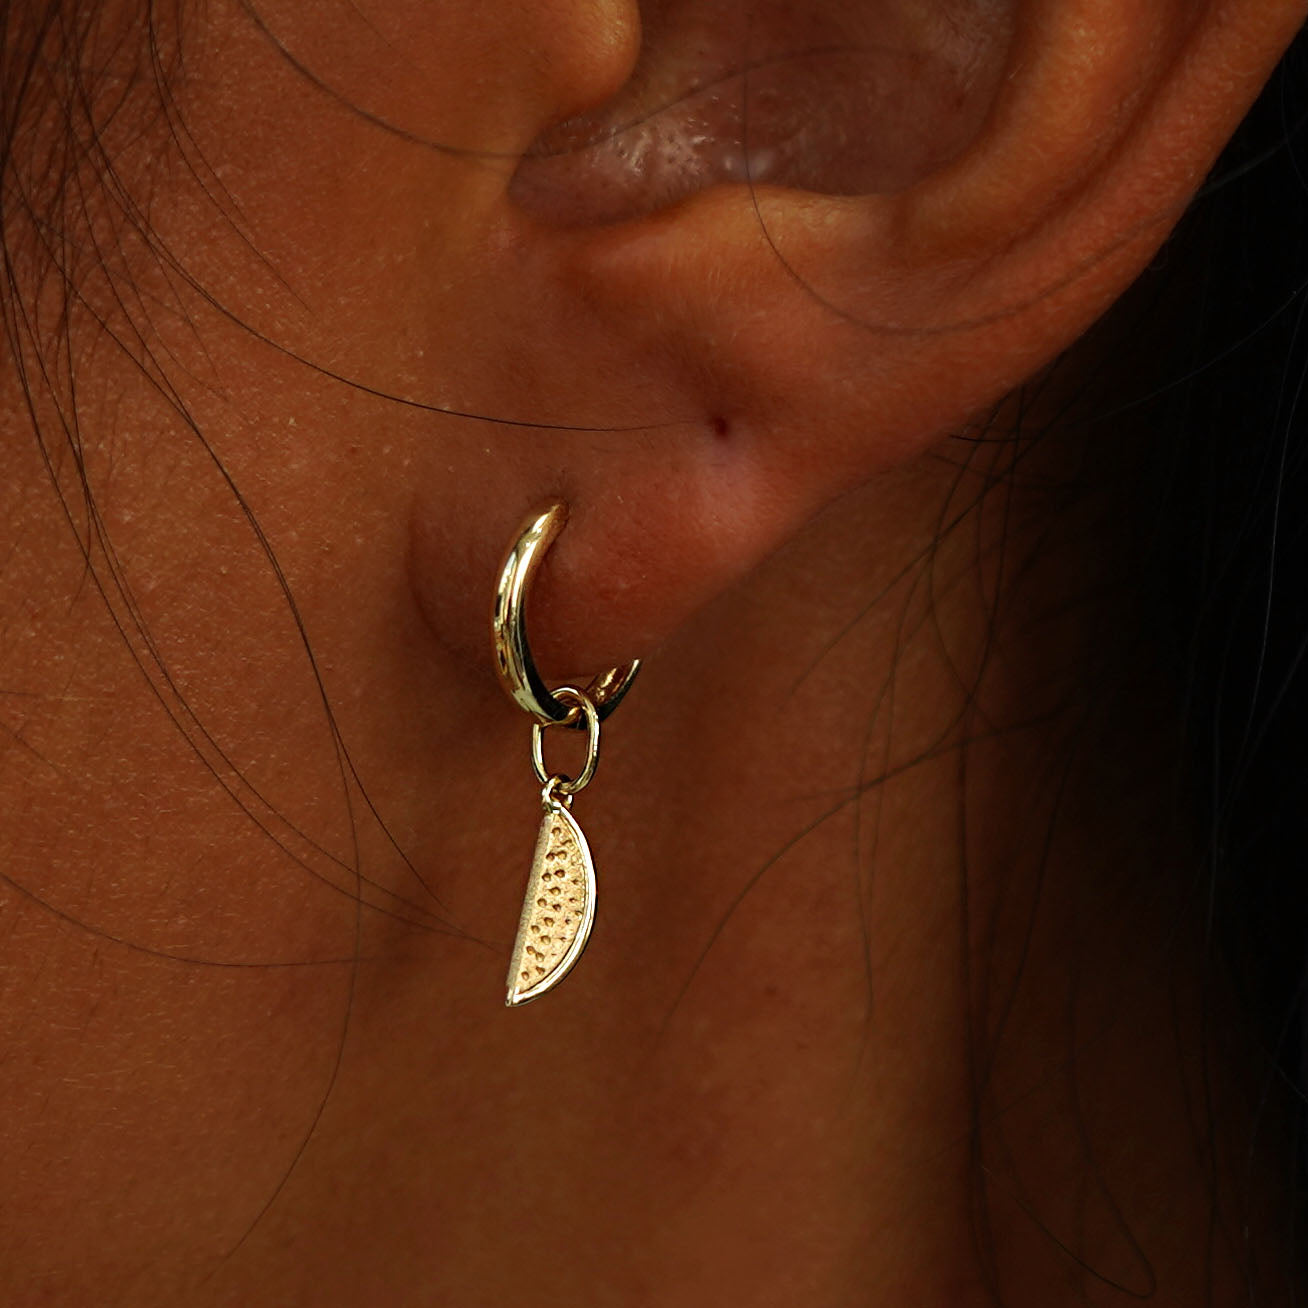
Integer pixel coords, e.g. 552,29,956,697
492,502,640,1006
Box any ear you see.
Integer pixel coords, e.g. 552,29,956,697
437,0,1306,677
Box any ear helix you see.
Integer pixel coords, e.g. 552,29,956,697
508,4,1012,228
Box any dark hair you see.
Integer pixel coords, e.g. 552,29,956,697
1137,27,1308,1103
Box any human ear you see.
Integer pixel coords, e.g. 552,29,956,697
415,0,1306,676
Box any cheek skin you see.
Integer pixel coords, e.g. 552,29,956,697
0,0,646,1295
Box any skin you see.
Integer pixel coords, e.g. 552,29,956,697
0,0,1305,1303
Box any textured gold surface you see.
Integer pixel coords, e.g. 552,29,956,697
505,799,596,1005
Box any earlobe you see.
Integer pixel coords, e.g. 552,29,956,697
908,0,1308,301
521,0,1304,467
429,0,1305,682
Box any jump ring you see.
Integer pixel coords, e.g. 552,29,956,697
492,501,640,724
532,686,601,793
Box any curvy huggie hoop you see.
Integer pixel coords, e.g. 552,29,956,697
492,501,640,724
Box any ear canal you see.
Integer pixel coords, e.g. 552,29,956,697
510,0,1016,227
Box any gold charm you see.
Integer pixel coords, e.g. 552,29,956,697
505,790,597,1006
503,686,602,1006
492,502,640,1006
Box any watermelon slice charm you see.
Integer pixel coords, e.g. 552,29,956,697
505,792,597,1006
